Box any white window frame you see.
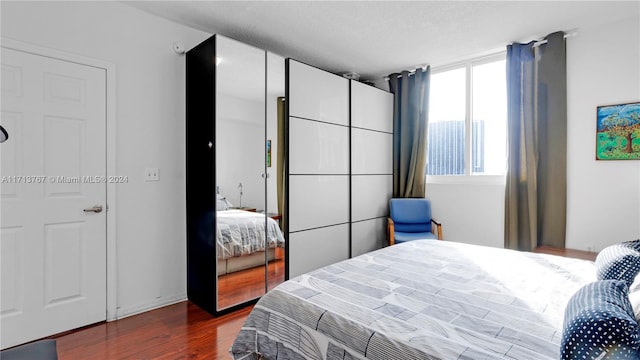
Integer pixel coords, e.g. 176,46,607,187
426,51,507,186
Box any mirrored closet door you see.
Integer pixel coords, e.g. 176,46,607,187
186,35,286,315
215,36,267,311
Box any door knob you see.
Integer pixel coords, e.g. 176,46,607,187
83,205,103,213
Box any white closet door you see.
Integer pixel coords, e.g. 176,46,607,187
1,47,107,349
287,60,349,277
351,81,393,133
288,60,349,126
289,224,350,278
351,129,393,175
352,175,393,222
350,81,393,255
288,175,349,232
289,118,349,175
352,218,387,257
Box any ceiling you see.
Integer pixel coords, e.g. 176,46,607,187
124,1,639,81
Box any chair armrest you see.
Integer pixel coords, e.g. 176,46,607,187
388,217,395,246
431,219,443,240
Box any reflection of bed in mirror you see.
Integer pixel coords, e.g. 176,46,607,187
216,209,285,275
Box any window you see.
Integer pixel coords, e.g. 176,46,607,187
427,55,506,176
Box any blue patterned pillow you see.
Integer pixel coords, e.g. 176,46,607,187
596,240,640,286
561,280,640,359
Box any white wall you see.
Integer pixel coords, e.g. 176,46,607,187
427,179,505,248
1,1,210,317
217,94,265,209
565,15,640,251
427,15,640,251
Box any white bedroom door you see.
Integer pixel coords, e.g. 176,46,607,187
1,47,107,349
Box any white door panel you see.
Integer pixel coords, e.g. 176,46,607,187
351,81,393,133
0,112,22,199
0,227,24,318
352,218,387,257
288,60,349,126
289,224,350,278
1,47,106,349
351,129,393,175
289,118,349,175
351,175,393,222
288,175,350,232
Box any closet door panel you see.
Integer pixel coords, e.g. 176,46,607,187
352,218,387,257
289,224,349,278
215,35,267,312
351,129,392,175
289,118,349,175
351,81,393,133
288,60,349,126
349,81,393,257
351,175,392,222
288,175,349,232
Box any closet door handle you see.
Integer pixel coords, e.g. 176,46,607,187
84,205,103,213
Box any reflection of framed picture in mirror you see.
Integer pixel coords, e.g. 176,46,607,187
596,101,640,160
266,139,272,167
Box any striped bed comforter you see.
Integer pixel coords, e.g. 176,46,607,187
230,240,596,359
217,210,284,260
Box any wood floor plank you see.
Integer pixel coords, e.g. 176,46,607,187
53,301,252,359
534,246,597,261
50,254,285,359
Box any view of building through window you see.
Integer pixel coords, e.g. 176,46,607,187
427,56,506,176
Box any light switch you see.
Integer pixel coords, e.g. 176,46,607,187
145,167,159,181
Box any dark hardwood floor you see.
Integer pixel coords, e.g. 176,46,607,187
51,251,286,359
534,245,598,261
53,301,251,359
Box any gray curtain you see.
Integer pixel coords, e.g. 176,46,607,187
388,68,430,198
504,32,567,251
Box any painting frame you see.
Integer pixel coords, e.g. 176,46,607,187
596,101,640,160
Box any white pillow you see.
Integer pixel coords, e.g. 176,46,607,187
216,194,233,211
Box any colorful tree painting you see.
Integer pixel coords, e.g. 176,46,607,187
596,102,640,160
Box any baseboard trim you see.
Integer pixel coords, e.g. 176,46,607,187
114,293,187,320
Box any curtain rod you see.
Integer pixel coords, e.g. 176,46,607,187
383,29,577,82
384,66,429,81
532,29,578,48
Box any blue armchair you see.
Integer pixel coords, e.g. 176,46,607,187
388,198,442,245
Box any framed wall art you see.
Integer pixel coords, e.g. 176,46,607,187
596,101,640,160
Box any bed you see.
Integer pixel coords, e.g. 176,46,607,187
217,209,285,275
230,240,600,359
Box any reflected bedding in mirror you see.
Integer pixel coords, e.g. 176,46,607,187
217,209,284,260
